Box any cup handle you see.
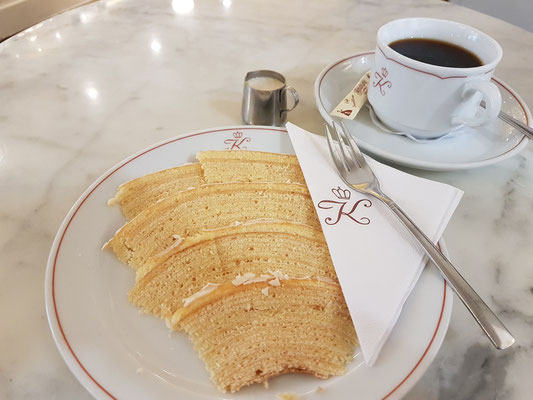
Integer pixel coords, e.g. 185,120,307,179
451,81,502,127
282,85,299,112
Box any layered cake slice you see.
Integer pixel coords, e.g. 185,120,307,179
197,150,305,184
104,182,319,270
170,278,357,393
108,151,305,220
109,163,204,220
105,150,359,393
129,221,337,319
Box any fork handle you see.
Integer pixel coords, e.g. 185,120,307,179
386,200,515,350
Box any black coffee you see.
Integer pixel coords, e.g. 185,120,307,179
389,38,483,68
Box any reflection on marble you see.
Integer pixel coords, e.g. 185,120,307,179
0,0,532,399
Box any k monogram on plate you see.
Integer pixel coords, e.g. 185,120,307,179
317,186,373,226
224,131,251,150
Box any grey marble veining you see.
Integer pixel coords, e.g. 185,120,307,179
0,0,532,399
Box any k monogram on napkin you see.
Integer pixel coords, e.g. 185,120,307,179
286,123,463,365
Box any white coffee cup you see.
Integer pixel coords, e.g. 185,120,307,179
368,18,503,139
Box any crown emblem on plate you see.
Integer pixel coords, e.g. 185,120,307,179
331,187,351,200
233,131,243,139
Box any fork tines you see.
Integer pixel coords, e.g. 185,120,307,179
325,121,365,172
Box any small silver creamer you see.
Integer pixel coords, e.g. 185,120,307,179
241,70,299,126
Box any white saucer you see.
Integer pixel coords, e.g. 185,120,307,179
314,52,530,171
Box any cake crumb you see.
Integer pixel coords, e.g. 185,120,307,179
316,386,324,392
232,272,256,286
263,380,269,389
268,269,289,281
261,287,269,296
276,393,299,400
316,276,336,284
269,277,281,287
182,283,220,307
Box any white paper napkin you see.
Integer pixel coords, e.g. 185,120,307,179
286,123,463,365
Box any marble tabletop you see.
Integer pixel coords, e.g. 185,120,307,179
1,0,533,399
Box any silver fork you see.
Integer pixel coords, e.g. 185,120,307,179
325,120,515,350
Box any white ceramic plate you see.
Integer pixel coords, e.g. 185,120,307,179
315,52,530,171
45,126,452,400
